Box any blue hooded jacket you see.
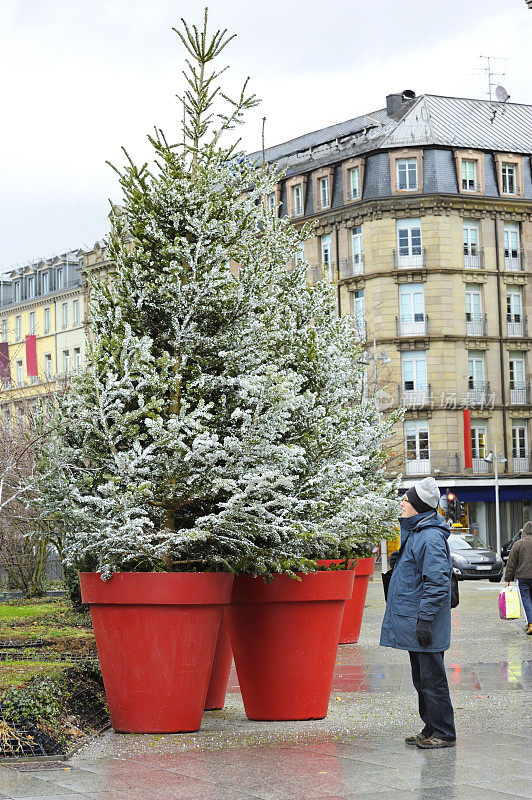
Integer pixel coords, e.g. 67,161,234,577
380,510,452,653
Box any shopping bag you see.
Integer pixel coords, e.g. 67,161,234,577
498,587,520,619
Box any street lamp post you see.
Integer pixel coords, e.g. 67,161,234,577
484,445,506,558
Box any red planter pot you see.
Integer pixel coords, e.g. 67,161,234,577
79,572,233,733
204,613,233,710
339,557,375,644
225,570,354,721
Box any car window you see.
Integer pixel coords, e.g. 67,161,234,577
449,535,488,550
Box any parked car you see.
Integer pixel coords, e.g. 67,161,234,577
501,530,522,565
448,533,503,582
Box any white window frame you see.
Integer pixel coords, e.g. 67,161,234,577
399,283,425,335
350,289,365,335
293,184,303,216
396,158,418,191
16,359,24,387
465,284,483,335
471,422,488,472
461,159,477,191
512,422,528,472
28,276,35,298
396,218,422,267
509,353,526,404
41,272,49,294
44,353,53,380
44,307,51,334
57,268,64,289
321,234,333,281
15,315,22,341
351,225,363,267
0,319,7,343
29,311,36,335
463,221,480,267
348,167,360,200
14,281,21,303
62,302,68,329
401,351,428,406
319,177,330,209
507,288,523,336
502,163,516,195
504,224,520,270
74,347,82,370
73,299,80,326
62,349,70,374
404,420,430,475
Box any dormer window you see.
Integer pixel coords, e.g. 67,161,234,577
348,167,360,200
57,268,64,290
462,160,477,191
502,163,516,195
396,158,417,190
28,276,35,298
41,272,49,294
319,177,330,209
14,281,21,303
293,184,303,216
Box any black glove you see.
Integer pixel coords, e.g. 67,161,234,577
416,618,433,648
389,551,399,569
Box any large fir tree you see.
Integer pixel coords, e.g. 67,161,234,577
35,10,400,577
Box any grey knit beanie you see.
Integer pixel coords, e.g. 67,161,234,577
406,477,441,513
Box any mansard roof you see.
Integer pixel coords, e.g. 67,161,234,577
251,93,532,175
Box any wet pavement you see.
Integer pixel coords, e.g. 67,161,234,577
0,575,530,799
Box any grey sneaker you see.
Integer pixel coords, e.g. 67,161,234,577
405,733,431,746
416,736,456,749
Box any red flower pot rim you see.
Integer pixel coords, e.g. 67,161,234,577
231,570,354,603
79,572,234,605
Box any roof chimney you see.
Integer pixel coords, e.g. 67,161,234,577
386,90,416,116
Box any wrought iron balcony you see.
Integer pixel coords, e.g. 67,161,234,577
467,380,491,407
393,248,426,269
465,313,487,337
393,449,461,478
509,382,531,405
398,384,432,408
504,250,525,271
396,314,429,337
507,315,528,338
340,255,364,278
512,455,532,473
310,263,335,284
463,249,485,269
472,457,492,474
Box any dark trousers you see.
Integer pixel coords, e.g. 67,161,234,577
409,651,456,742
517,579,532,623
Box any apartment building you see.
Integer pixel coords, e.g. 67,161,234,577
0,250,86,425
254,91,532,547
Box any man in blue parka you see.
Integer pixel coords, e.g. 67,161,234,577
380,476,456,748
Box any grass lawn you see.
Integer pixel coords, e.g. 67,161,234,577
0,662,68,691
0,597,95,656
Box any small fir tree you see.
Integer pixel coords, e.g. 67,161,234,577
35,10,401,577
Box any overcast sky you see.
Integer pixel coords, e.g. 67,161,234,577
1,0,531,272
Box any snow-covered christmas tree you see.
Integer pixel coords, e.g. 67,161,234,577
35,10,401,578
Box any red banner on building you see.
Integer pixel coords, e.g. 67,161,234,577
25,335,38,376
0,341,10,382
463,408,472,469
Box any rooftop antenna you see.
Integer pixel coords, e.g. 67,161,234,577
478,55,508,100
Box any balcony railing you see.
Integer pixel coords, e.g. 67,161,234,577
393,248,426,269
504,251,525,271
396,314,429,337
463,249,485,269
513,456,531,473
340,255,364,278
509,382,531,405
399,384,432,408
310,263,335,284
472,457,491,474
394,449,461,477
467,381,491,406
507,316,528,338
466,313,487,337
